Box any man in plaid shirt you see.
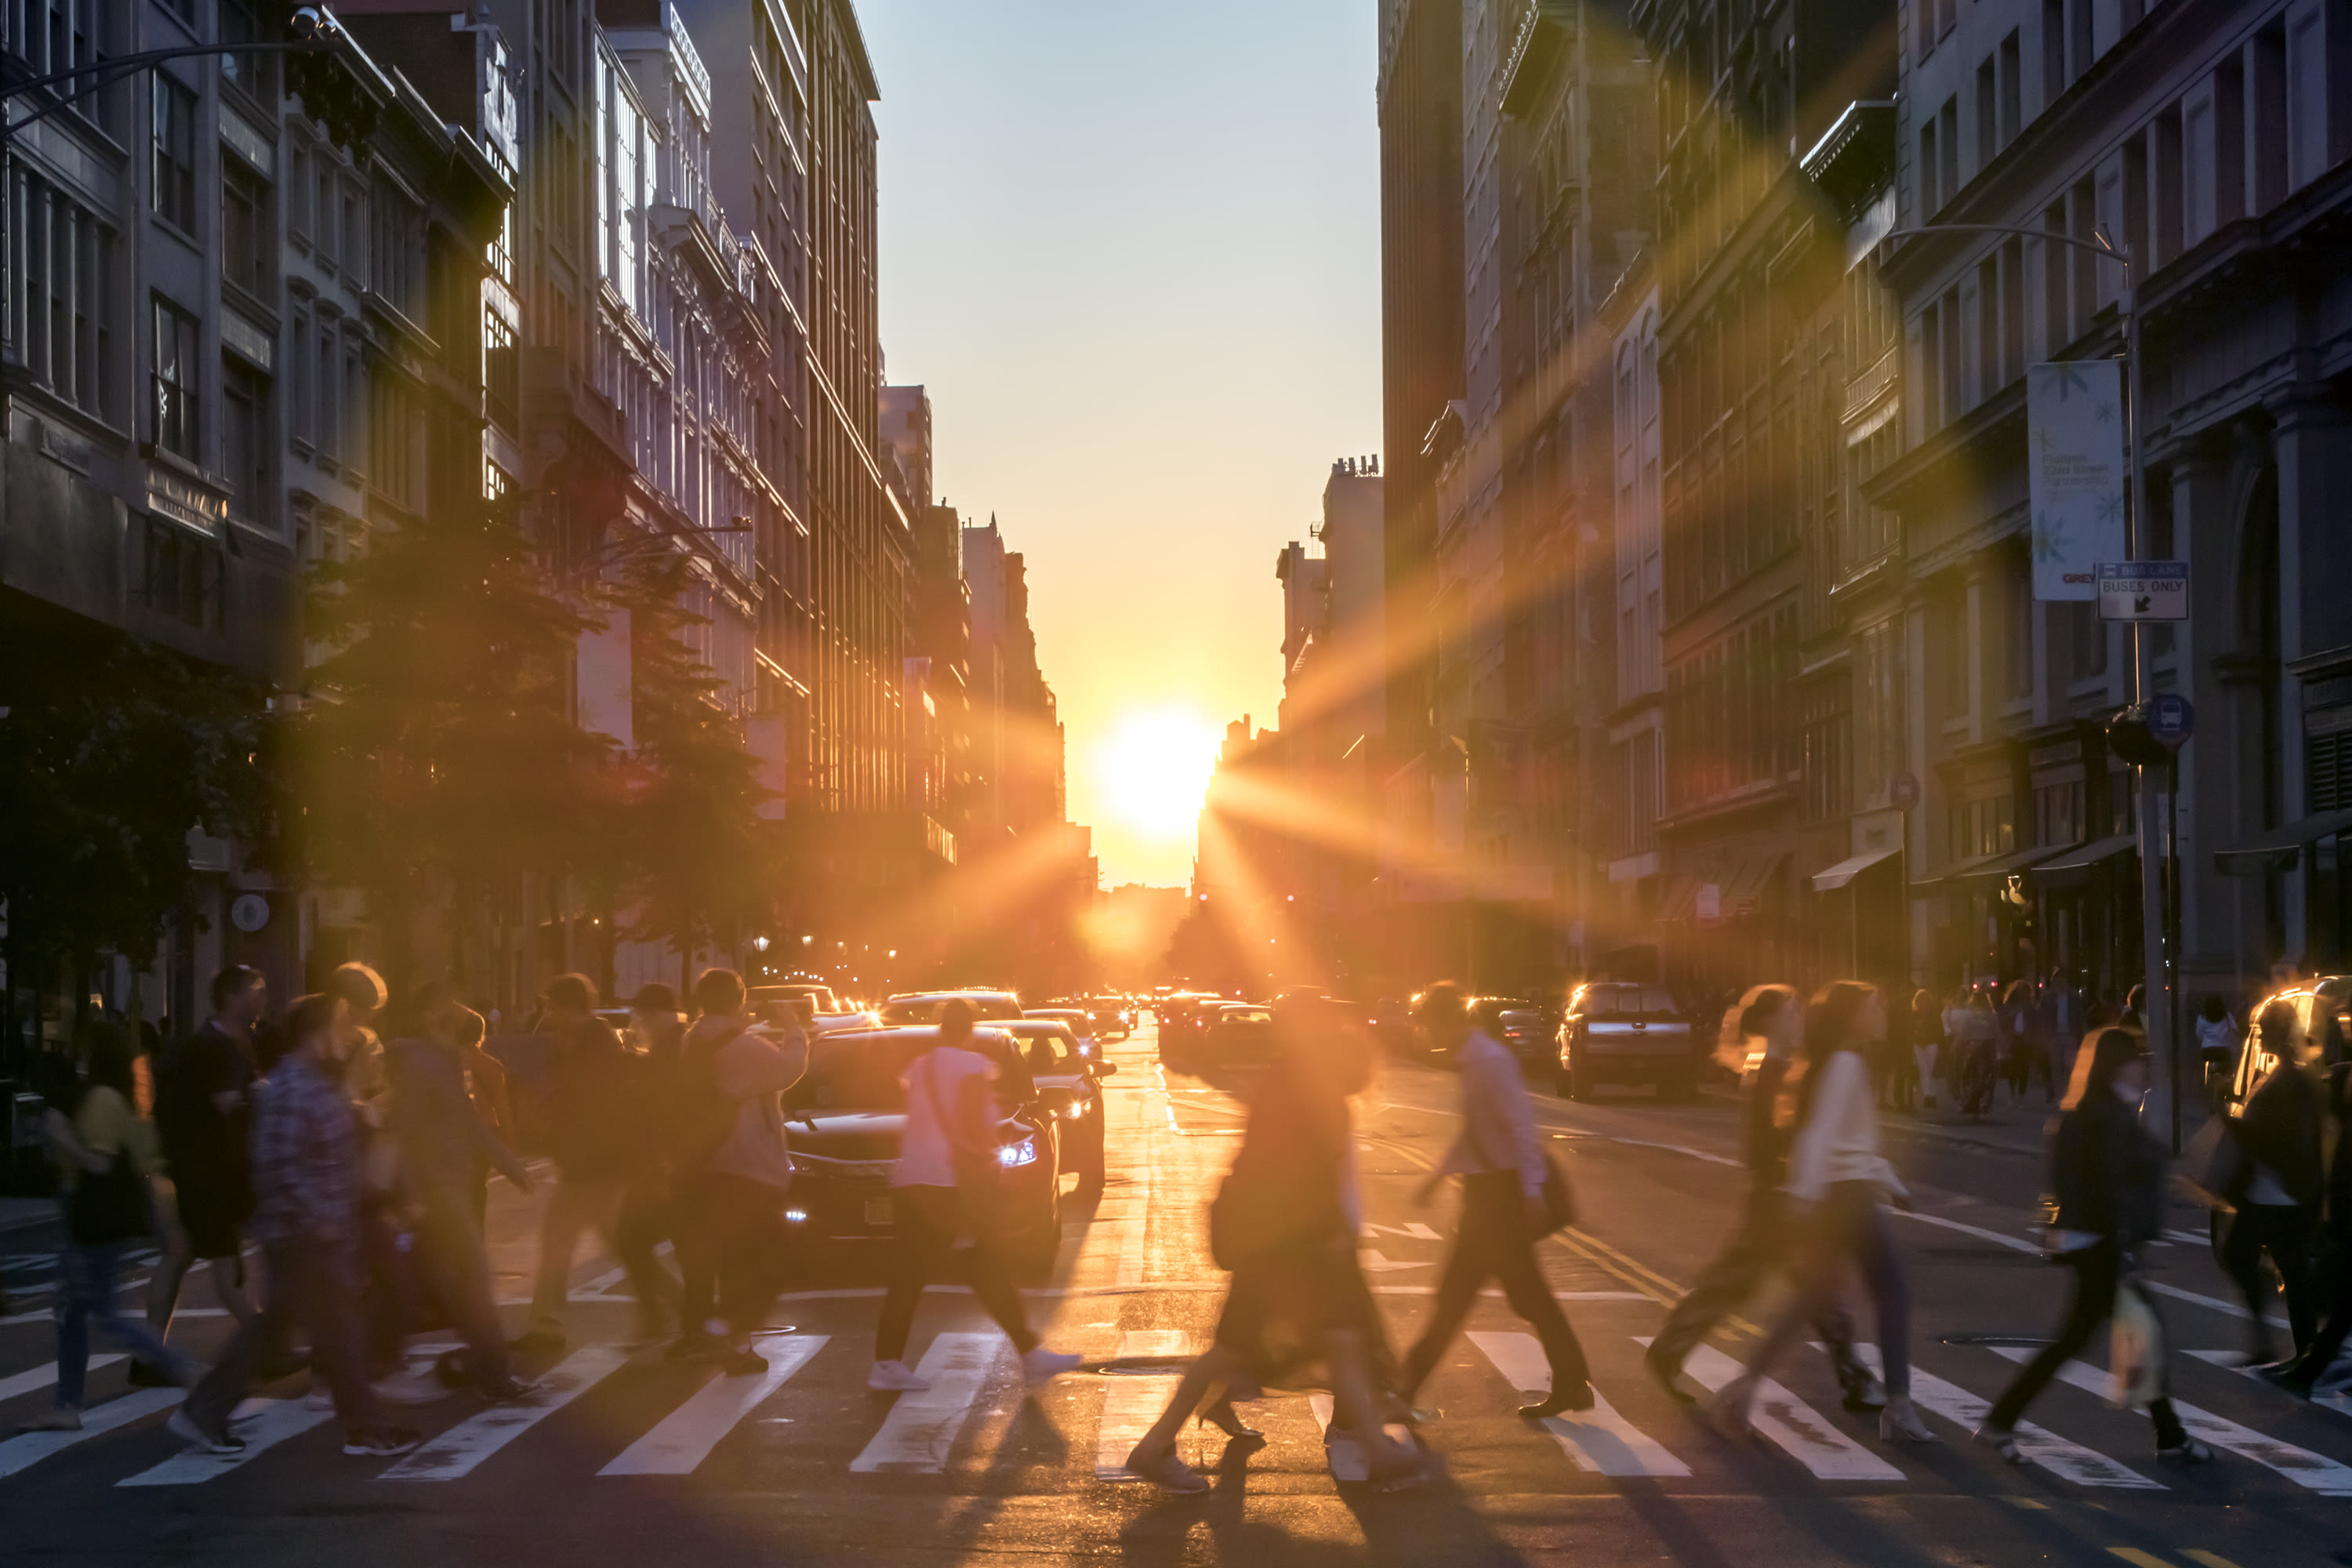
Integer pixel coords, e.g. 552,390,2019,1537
177,993,421,1458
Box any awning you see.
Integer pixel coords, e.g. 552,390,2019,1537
1811,843,1903,892
2212,807,2352,876
1911,842,2062,891
1724,853,1788,916
1658,874,1700,924
2030,832,2138,890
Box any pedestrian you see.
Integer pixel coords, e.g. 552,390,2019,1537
325,962,406,1376
2221,1001,2324,1365
666,967,804,1370
387,985,535,1399
2262,1013,2352,1396
177,993,421,1457
1908,987,1940,1112
1955,990,2002,1118
137,965,267,1385
1122,1003,1429,1493
2043,968,2085,1105
1646,985,1881,1412
868,998,1080,1394
2001,979,2039,1103
1978,1027,2218,1463
28,1022,199,1431
2194,996,2240,1111
513,974,668,1352
1708,982,1936,1445
1396,982,1592,1418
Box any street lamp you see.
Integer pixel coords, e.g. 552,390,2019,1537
1886,219,2175,1145
2,7,343,137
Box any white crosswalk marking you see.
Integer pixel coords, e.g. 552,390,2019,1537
0,1389,181,1479
0,1355,122,1405
1471,1332,1688,1477
1305,1393,1369,1483
1843,1344,2161,1490
850,1331,1001,1474
2187,1348,2352,1417
1989,1348,2352,1494
118,1397,333,1486
599,1336,827,1475
1653,1341,1902,1480
1094,1330,1190,1479
379,1346,628,1481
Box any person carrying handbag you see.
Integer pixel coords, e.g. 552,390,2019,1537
867,999,1079,1393
31,1022,198,1431
1977,1027,2216,1463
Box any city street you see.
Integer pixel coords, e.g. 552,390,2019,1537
1,1019,2343,1566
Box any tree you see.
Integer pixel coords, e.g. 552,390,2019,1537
604,554,775,975
284,492,618,983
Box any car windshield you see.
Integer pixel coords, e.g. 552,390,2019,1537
1582,985,1678,1021
789,1035,930,1111
1499,1011,1545,1030
1007,1026,1082,1069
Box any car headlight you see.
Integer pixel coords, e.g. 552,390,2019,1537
1061,1100,1090,1120
783,1207,809,1225
998,1136,1040,1168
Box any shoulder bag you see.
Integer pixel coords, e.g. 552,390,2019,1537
67,1149,152,1246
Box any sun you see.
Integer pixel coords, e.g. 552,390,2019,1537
1094,708,1222,840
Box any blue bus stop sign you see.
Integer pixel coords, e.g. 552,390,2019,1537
2147,693,2195,750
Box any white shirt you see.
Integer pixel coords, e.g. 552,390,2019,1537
1437,1030,1547,1197
894,1045,996,1189
1785,1051,1906,1202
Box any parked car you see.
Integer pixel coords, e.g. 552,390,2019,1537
1555,982,1697,1101
995,1018,1117,1189
1023,1007,1095,1047
1494,1008,1555,1073
880,989,1024,1025
1084,996,1135,1040
752,982,839,1015
779,1025,1062,1279
2216,977,2352,1120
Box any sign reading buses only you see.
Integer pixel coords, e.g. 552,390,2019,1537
2095,561,2189,622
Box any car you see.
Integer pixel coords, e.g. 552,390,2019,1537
1555,982,1697,1101
753,981,839,1015
1153,993,1231,1070
994,1018,1119,1190
1493,1008,1555,1073
1192,1003,1280,1073
881,989,1025,1025
1083,996,1134,1040
779,1025,1062,1278
2216,977,2352,1119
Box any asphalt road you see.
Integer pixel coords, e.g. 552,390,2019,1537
1,1021,2346,1567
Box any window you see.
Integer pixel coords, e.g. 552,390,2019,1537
1999,31,2022,144
218,0,274,100
1976,57,1997,170
2069,600,2108,679
5,0,114,126
2154,107,2183,264
372,180,425,319
1940,285,1963,423
151,75,198,234
485,307,519,432
2287,5,2328,192
222,159,269,298
289,140,312,242
289,308,311,448
316,322,340,461
2042,0,2067,106
2001,238,2024,386
2006,569,2034,702
140,518,221,630
1919,118,1940,215
221,358,270,526
1977,258,1999,408
151,296,200,460
1940,98,1961,206
7,171,114,418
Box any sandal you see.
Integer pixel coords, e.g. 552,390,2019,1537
1972,1423,2024,1465
1124,1444,1211,1494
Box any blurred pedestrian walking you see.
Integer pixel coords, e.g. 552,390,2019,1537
30,1022,198,1431
2223,1001,2324,1365
514,974,667,1352
1978,1027,2216,1463
868,998,1078,1394
180,993,420,1457
1398,982,1591,1420
326,963,404,1376
1123,1004,1428,1493
1647,985,1880,1413
1708,982,1936,1445
1907,988,1940,1113
387,984,535,1399
2045,969,2086,1104
1955,989,2002,1118
2263,1015,2352,1396
669,968,804,1373
137,965,266,1385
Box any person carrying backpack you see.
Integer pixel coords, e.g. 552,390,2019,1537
668,968,806,1373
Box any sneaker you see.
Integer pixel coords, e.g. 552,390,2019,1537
303,1386,334,1411
507,1326,566,1353
342,1426,424,1458
718,1347,768,1377
126,1359,173,1388
1020,1347,1083,1385
167,1410,246,1454
27,1406,82,1432
372,1371,455,1406
478,1376,538,1403
866,1359,931,1392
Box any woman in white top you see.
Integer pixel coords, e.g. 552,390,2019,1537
1710,981,1936,1444
867,1000,1080,1392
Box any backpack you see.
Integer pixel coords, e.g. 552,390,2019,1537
669,1023,744,1172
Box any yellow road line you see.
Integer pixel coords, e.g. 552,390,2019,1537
2108,1550,2174,1568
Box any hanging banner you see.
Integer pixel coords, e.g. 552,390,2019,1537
2026,360,2127,601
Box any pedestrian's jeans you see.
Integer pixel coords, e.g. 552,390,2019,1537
1747,1181,1912,1398
675,1172,796,1340
409,1189,510,1388
1403,1170,1590,1396
874,1183,1037,1363
1989,1238,2190,1448
2222,1203,2318,1356
55,1240,194,1407
186,1239,383,1437
1650,1184,1864,1388
531,1176,672,1330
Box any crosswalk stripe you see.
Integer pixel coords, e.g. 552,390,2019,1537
1989,1348,2352,1494
1305,1394,1369,1483
118,1397,334,1486
1094,1330,1191,1479
379,1346,629,1481
0,1388,181,1479
2186,1350,2352,1417
1653,1341,1902,1480
0,1356,123,1405
849,1331,1001,1474
1470,1332,1688,1477
599,1336,827,1475
1844,1344,2161,1490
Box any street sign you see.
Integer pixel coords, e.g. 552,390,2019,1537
2096,561,2189,621
229,892,271,933
1890,772,1920,811
2147,692,2196,749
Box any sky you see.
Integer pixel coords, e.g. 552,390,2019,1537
861,0,1383,889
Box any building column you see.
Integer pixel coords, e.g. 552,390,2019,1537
2270,394,2352,964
